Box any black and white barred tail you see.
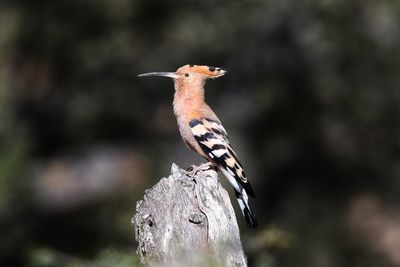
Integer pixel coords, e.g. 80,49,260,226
235,189,257,228
221,167,257,228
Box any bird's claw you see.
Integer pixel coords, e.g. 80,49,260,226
185,162,215,176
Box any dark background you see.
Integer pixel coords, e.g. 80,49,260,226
1,0,400,266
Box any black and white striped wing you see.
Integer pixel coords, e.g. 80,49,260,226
189,118,255,197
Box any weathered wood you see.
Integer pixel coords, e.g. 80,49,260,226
132,163,247,267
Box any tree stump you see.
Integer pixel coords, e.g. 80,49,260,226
132,163,247,267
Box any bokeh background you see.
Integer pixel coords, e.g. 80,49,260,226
1,0,400,266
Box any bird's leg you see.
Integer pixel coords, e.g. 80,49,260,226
185,164,203,176
204,161,218,171
185,162,216,176
200,161,216,171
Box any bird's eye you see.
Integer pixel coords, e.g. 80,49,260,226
185,73,189,77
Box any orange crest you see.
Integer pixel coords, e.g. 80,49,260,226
176,65,226,79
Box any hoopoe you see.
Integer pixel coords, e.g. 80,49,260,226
138,64,257,228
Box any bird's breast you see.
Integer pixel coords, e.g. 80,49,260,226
174,109,208,158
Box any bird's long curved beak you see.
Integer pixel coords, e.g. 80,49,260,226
138,72,179,79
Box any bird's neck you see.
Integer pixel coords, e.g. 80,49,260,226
173,82,205,117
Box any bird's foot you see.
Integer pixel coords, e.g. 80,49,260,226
203,162,218,171
185,162,215,176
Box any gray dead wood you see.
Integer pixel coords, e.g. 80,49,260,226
132,163,247,267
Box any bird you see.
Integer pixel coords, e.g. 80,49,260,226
138,64,257,228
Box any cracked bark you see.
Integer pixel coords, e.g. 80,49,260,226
132,163,247,267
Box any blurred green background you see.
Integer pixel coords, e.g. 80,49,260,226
1,0,400,266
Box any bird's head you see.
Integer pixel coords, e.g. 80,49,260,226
138,64,226,87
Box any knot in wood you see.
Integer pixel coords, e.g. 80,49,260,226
189,212,206,224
